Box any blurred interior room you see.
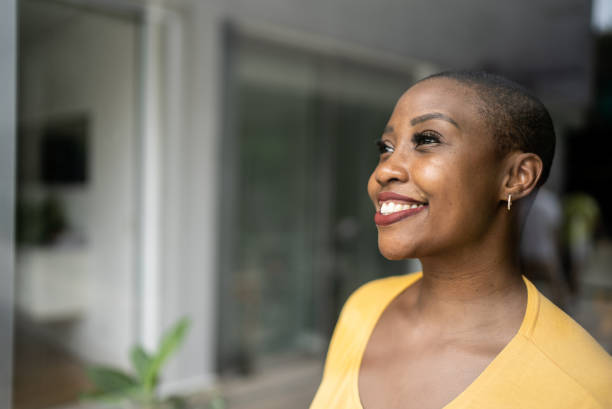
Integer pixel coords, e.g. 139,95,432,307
9,0,612,408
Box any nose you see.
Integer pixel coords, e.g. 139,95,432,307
374,152,409,186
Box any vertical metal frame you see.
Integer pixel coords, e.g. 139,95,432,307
215,23,239,372
139,2,165,353
0,0,16,406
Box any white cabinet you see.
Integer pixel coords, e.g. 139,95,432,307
16,247,90,322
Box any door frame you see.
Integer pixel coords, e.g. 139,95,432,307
0,0,17,406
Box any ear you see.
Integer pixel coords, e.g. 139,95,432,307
500,152,543,201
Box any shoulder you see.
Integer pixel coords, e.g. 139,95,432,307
327,272,422,346
319,272,421,368
527,290,612,407
341,272,422,317
328,272,421,348
346,272,422,302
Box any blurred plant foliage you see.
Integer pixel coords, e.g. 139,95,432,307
83,317,225,409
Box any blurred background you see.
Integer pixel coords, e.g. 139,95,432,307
4,0,612,408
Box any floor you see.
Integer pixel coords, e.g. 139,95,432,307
212,358,323,409
16,356,323,409
12,321,91,409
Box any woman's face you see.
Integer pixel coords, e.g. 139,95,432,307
367,78,507,260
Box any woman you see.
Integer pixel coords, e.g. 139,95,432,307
310,71,612,409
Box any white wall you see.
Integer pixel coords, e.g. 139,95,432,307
19,5,138,367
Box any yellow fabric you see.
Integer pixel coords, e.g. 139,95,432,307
310,272,612,409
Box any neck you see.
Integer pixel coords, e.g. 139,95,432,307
411,211,526,333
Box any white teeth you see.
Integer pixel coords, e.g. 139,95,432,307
381,202,390,214
379,201,425,215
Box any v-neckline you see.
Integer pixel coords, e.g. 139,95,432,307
352,272,538,409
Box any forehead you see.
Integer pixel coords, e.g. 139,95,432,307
391,78,486,133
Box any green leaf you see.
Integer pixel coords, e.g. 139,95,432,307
143,317,191,391
86,366,139,395
80,388,140,403
130,345,153,381
81,385,157,405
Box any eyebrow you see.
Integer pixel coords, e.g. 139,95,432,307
410,112,460,129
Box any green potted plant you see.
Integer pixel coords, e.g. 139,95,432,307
83,317,195,409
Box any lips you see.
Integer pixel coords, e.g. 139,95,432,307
377,192,426,203
374,192,428,226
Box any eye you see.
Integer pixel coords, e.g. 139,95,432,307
376,139,394,155
412,131,441,148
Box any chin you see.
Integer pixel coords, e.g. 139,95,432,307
381,251,408,261
378,237,418,260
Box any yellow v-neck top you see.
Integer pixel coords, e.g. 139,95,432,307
310,272,612,409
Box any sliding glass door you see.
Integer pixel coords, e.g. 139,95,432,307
218,31,420,373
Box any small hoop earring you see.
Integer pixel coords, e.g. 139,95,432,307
507,194,512,211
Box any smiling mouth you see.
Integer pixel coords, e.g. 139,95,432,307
374,203,427,226
374,193,428,226
379,201,426,215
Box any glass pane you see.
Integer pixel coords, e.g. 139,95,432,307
15,2,140,407
218,34,416,374
238,83,316,357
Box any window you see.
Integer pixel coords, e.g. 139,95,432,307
218,30,422,374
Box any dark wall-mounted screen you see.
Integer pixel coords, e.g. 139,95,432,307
40,115,89,185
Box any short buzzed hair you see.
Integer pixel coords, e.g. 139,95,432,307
418,70,556,186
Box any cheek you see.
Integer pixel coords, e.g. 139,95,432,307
412,156,454,200
427,152,500,230
418,149,495,195
414,153,494,227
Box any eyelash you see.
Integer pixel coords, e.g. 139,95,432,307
376,139,394,154
412,131,441,147
376,131,442,155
